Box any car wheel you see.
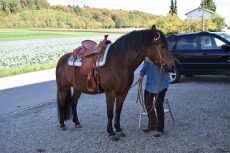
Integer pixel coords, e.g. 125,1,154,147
184,75,193,77
169,66,181,84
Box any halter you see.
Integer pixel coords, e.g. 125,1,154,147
154,32,166,66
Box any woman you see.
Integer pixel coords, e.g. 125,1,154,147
139,57,169,137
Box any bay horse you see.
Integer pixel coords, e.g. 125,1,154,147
55,25,175,141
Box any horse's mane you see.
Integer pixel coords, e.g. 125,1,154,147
107,29,168,58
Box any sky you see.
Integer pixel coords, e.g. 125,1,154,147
47,0,230,26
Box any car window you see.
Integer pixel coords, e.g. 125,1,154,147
218,33,230,42
167,37,177,50
214,38,225,48
176,36,198,50
201,36,213,49
201,36,225,50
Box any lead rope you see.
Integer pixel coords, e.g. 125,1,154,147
135,65,164,114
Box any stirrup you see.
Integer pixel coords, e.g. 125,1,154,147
87,75,96,92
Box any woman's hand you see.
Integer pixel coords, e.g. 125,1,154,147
139,76,143,82
145,57,153,64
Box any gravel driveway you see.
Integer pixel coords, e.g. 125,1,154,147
0,71,230,152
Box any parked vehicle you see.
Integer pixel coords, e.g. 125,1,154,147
167,31,230,83
222,26,228,32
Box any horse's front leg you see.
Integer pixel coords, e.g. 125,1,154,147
72,89,82,128
105,91,119,141
114,91,128,137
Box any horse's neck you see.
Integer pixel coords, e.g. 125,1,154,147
117,49,146,74
128,51,146,72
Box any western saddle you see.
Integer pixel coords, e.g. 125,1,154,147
72,35,111,93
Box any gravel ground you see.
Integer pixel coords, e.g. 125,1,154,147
0,72,230,153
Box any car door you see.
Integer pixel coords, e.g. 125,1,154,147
199,35,230,74
172,35,200,74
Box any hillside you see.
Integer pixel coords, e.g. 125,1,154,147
0,0,156,29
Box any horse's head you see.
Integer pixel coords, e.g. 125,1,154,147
147,25,175,72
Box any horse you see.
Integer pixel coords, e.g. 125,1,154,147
55,25,175,141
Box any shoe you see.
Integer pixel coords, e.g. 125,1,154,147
153,131,163,137
142,127,155,132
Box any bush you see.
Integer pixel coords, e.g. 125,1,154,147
148,14,218,35
211,15,225,32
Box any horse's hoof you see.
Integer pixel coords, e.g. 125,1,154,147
75,124,82,128
116,131,126,137
109,135,119,141
60,127,67,131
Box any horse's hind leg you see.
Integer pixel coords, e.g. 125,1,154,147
57,87,72,131
114,91,128,137
72,89,82,128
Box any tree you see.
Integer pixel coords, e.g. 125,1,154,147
211,15,225,32
200,0,216,12
9,0,22,14
74,5,82,15
169,0,177,15
5,7,10,16
83,11,91,18
169,0,174,15
102,9,111,17
43,0,50,9
36,4,41,10
116,16,128,28
0,3,3,11
20,0,28,9
174,0,178,15
92,12,101,22
20,12,29,21
111,12,121,23
204,18,217,31
27,0,35,10
0,0,9,11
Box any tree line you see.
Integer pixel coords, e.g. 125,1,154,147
0,0,155,29
0,0,226,33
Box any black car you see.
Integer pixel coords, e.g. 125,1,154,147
167,31,230,83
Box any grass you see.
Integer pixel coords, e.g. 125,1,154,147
0,29,118,41
0,62,57,78
28,28,142,33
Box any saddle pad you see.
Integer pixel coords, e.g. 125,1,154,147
68,43,111,67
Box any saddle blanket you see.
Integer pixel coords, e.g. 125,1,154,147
68,43,111,67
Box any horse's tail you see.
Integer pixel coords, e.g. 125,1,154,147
57,88,72,121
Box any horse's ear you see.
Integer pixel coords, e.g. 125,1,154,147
151,25,158,38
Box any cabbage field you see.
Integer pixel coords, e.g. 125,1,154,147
0,35,121,69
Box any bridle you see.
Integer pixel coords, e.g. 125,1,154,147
154,32,166,67
134,32,166,114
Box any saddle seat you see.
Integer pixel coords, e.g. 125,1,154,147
72,35,111,93
82,40,97,49
81,36,111,56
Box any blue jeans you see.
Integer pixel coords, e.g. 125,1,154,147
144,88,167,132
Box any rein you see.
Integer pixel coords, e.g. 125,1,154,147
135,32,166,114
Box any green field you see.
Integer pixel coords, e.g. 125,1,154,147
0,62,57,78
0,29,119,41
0,29,127,77
0,28,140,78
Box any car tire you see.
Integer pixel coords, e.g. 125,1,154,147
184,75,193,77
169,66,181,84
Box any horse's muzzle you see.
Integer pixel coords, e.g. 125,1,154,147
164,64,174,72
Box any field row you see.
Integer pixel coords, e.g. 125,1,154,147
0,29,119,41
0,35,122,69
